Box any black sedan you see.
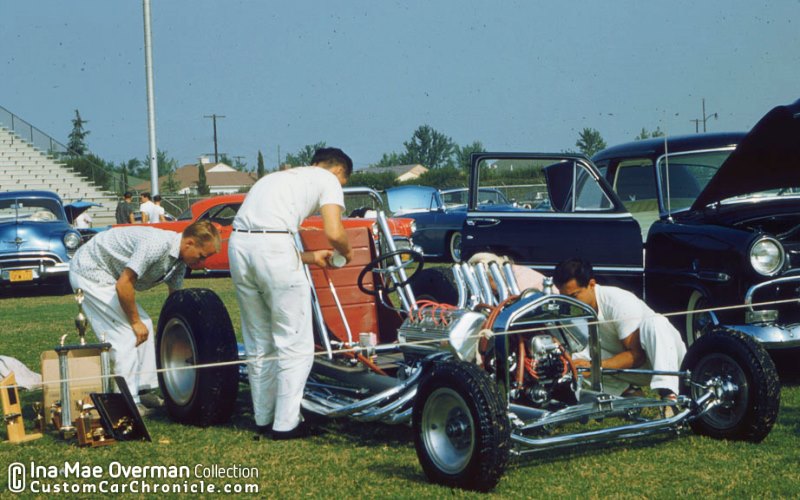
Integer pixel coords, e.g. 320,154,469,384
460,98,800,350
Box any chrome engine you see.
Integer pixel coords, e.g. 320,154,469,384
397,306,485,362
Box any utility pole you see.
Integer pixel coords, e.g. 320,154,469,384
690,98,717,133
142,0,159,195
204,114,225,163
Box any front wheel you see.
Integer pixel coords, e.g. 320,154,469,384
413,360,510,491
681,327,779,442
156,289,239,426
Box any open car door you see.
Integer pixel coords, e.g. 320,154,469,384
461,152,644,295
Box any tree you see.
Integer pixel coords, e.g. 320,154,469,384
67,109,90,156
347,171,398,191
196,163,210,195
575,128,607,157
64,154,115,191
412,165,467,189
455,140,485,171
256,150,265,179
400,125,455,169
120,163,129,194
371,151,403,168
161,169,181,194
635,127,665,140
285,142,327,167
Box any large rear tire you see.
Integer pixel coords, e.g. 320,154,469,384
680,327,779,442
413,360,510,491
156,288,239,425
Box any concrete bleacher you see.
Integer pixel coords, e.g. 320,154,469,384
0,126,117,225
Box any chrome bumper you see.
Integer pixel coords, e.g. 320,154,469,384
730,274,800,348
0,262,70,283
723,323,800,349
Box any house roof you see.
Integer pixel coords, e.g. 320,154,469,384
359,164,428,178
132,162,257,192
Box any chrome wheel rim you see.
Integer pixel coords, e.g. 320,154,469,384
692,353,748,430
421,387,474,474
160,317,198,406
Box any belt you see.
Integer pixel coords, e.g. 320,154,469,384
232,228,290,234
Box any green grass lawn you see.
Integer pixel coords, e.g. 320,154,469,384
1,277,799,498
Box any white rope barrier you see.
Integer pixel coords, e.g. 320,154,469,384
6,296,799,393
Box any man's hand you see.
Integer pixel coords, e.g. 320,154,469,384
572,358,592,378
132,320,150,347
301,249,334,268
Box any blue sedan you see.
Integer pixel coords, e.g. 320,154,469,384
386,185,514,261
0,190,95,291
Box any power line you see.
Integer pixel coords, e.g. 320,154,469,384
690,98,717,133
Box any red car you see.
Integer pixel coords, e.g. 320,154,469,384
115,188,418,273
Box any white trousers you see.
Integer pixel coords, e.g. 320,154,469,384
228,232,313,432
69,272,158,403
578,315,687,395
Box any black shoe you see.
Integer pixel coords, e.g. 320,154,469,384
272,421,312,441
252,424,272,441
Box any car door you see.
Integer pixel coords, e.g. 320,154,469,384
461,153,644,295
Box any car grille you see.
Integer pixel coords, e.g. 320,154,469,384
0,252,63,270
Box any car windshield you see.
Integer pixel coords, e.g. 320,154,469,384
386,188,437,214
657,148,800,210
441,188,509,209
0,198,64,223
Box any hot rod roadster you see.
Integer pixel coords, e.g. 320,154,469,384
155,211,780,491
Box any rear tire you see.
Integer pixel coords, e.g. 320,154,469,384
680,327,779,442
156,288,239,425
409,267,459,305
413,360,510,491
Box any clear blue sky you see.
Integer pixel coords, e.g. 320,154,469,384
2,1,798,171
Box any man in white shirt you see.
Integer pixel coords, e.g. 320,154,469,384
69,220,221,413
153,194,167,222
229,147,353,440
553,258,686,403
74,210,92,229
139,192,160,224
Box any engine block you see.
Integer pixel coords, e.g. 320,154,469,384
397,307,485,361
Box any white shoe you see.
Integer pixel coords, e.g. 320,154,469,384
136,403,153,418
139,392,165,409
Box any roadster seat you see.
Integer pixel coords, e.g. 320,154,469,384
299,226,382,346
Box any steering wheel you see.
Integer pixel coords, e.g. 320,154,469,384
349,206,369,218
357,249,424,296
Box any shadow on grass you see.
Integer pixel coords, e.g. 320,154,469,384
511,432,679,470
0,283,71,299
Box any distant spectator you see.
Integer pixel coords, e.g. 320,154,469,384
74,210,93,229
153,194,167,223
139,192,160,224
115,192,135,224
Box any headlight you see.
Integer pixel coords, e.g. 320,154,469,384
409,221,417,234
63,231,82,250
749,236,785,276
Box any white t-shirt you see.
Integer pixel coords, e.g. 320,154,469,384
594,284,651,357
154,204,166,222
74,212,92,229
233,166,344,232
140,200,160,224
